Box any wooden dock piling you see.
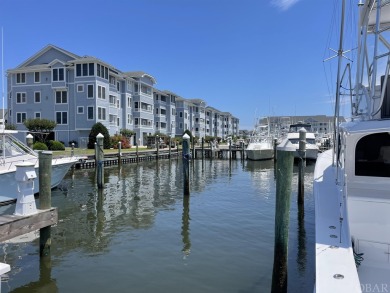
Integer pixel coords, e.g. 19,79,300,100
39,151,53,257
298,128,306,205
271,146,294,293
96,133,104,189
183,134,190,196
118,141,122,166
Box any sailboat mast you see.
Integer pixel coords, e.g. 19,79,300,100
333,0,346,167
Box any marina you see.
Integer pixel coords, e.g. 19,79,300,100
0,158,315,292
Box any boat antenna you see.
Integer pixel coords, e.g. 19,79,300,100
331,0,346,168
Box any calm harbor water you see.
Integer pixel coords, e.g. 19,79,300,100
0,158,315,292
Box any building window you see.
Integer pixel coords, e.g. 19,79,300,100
35,112,41,119
96,64,108,79
179,122,183,129
76,63,95,77
127,97,131,108
52,68,64,81
77,106,84,114
89,63,94,76
87,84,94,98
87,106,94,120
97,107,106,120
56,91,67,104
77,85,84,92
16,92,26,104
127,114,132,124
34,72,40,83
56,111,68,124
98,85,106,99
16,73,26,84
34,92,41,103
16,112,27,123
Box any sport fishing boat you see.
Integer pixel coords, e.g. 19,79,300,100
278,122,319,160
245,117,274,160
314,0,390,291
0,124,78,204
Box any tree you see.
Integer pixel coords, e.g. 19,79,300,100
23,118,56,143
88,122,111,149
120,129,135,138
5,124,17,130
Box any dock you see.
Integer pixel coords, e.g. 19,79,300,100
0,208,57,242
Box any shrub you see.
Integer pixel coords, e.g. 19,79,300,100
48,140,65,151
33,142,48,150
87,122,111,149
111,134,131,149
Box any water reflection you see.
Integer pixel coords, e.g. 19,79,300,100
181,195,191,257
0,159,315,293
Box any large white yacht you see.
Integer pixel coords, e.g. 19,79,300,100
0,125,78,204
314,0,390,291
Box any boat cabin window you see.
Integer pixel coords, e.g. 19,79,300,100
289,138,316,144
289,123,312,133
355,132,390,177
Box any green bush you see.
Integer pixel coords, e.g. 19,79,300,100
88,122,111,149
33,142,48,150
48,140,65,151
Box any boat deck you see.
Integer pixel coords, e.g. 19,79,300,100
314,151,361,292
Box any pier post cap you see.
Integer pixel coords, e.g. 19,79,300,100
96,133,104,138
299,127,307,133
183,134,190,140
15,163,36,182
26,133,33,139
276,139,296,152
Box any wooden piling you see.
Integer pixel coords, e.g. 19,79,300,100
201,137,204,160
136,143,139,163
169,137,172,158
191,136,195,161
39,151,52,257
117,141,122,166
156,136,159,160
273,138,278,161
96,133,104,189
298,128,306,205
71,142,75,157
183,134,190,196
229,139,232,161
271,148,294,293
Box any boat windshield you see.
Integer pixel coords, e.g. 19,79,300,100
289,138,316,145
0,134,37,158
289,123,312,133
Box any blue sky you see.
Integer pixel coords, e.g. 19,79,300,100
0,0,340,130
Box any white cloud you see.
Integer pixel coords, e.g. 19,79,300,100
271,0,300,11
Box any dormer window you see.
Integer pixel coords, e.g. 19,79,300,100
53,68,64,81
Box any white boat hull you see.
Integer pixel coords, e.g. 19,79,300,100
0,157,77,203
245,148,274,160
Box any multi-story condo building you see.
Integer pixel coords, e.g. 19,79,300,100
7,44,239,146
153,89,177,138
125,71,156,145
175,97,193,136
188,99,206,139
